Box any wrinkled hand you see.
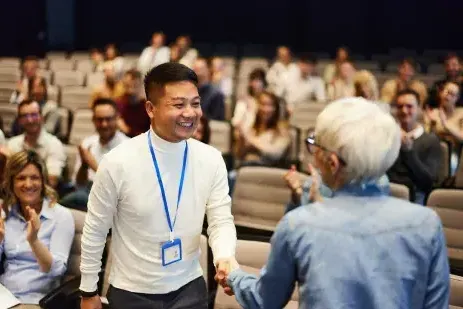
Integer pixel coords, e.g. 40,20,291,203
400,131,414,151
307,164,322,203
284,165,302,197
26,206,41,243
214,257,239,296
81,295,102,309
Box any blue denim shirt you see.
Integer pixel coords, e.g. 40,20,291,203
0,200,75,304
228,183,449,309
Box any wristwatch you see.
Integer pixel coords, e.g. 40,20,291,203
80,289,99,298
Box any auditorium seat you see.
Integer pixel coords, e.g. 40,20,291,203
289,102,326,130
86,72,105,88
76,60,95,73
54,70,85,87
56,107,71,140
49,59,75,71
455,148,463,188
214,239,299,309
64,144,78,183
61,87,92,112
69,108,94,145
209,120,232,155
232,166,309,231
63,209,87,282
427,189,463,271
0,57,20,68
0,67,20,83
389,183,410,201
438,141,451,185
451,274,463,308
0,105,17,135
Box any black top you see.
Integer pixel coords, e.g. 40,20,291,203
198,84,225,121
387,132,442,196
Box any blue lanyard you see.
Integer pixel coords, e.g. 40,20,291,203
147,131,188,238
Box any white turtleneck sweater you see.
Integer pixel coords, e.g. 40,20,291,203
79,128,237,294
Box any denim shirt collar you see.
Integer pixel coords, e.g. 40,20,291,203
333,181,385,198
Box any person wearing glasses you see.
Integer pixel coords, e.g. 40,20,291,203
59,98,128,211
7,100,66,188
219,97,449,309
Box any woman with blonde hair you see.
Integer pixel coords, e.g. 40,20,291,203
354,70,379,100
0,150,74,306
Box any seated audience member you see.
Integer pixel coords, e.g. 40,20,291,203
7,100,66,188
88,62,125,108
60,99,128,211
323,46,349,84
380,58,427,106
354,70,390,113
10,56,39,105
175,35,198,68
104,43,124,79
12,76,61,137
138,32,170,75
193,58,225,120
388,89,442,204
266,46,299,98
221,97,449,309
192,115,211,144
0,150,75,305
116,69,150,137
428,52,463,108
327,60,356,100
286,54,326,112
168,44,181,62
90,48,105,72
231,68,267,130
424,81,463,173
211,57,233,98
234,91,290,166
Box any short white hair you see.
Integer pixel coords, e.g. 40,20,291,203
315,97,401,183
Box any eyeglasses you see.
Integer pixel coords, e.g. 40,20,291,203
305,133,346,165
93,116,117,123
18,112,41,120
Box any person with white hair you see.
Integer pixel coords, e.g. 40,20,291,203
217,97,449,309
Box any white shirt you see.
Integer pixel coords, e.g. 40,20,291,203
79,129,236,294
0,129,5,146
266,62,299,97
72,131,129,183
137,46,170,75
7,129,66,176
286,75,326,106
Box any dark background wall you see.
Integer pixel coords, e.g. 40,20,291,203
0,0,462,58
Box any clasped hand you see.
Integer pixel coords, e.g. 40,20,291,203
214,257,240,296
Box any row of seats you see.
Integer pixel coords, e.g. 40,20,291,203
60,208,463,308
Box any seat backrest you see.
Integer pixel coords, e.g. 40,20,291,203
54,70,85,87
455,147,463,188
86,72,105,88
427,189,463,269
64,145,78,183
289,102,326,130
64,209,87,281
209,120,231,154
287,126,300,161
451,274,463,308
437,141,450,185
61,87,92,112
69,108,95,145
389,183,410,201
232,166,309,231
214,239,298,309
0,105,17,135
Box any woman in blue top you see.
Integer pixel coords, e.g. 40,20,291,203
219,97,449,309
0,150,75,306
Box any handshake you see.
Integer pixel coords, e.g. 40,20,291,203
214,257,240,296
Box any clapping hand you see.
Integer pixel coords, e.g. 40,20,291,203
214,257,240,296
26,206,41,243
307,164,322,203
400,130,413,151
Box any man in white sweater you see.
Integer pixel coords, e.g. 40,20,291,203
80,63,237,309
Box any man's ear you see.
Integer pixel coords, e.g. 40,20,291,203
145,100,155,118
328,153,341,175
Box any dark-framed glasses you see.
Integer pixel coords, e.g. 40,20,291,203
305,133,346,165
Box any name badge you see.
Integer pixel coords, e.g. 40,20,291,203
161,238,182,266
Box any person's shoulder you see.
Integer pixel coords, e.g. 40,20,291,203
7,134,23,150
421,130,441,145
379,196,441,227
82,134,99,146
50,202,75,221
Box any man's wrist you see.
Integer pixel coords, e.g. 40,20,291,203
80,289,99,298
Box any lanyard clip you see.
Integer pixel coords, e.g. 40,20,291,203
169,231,174,242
